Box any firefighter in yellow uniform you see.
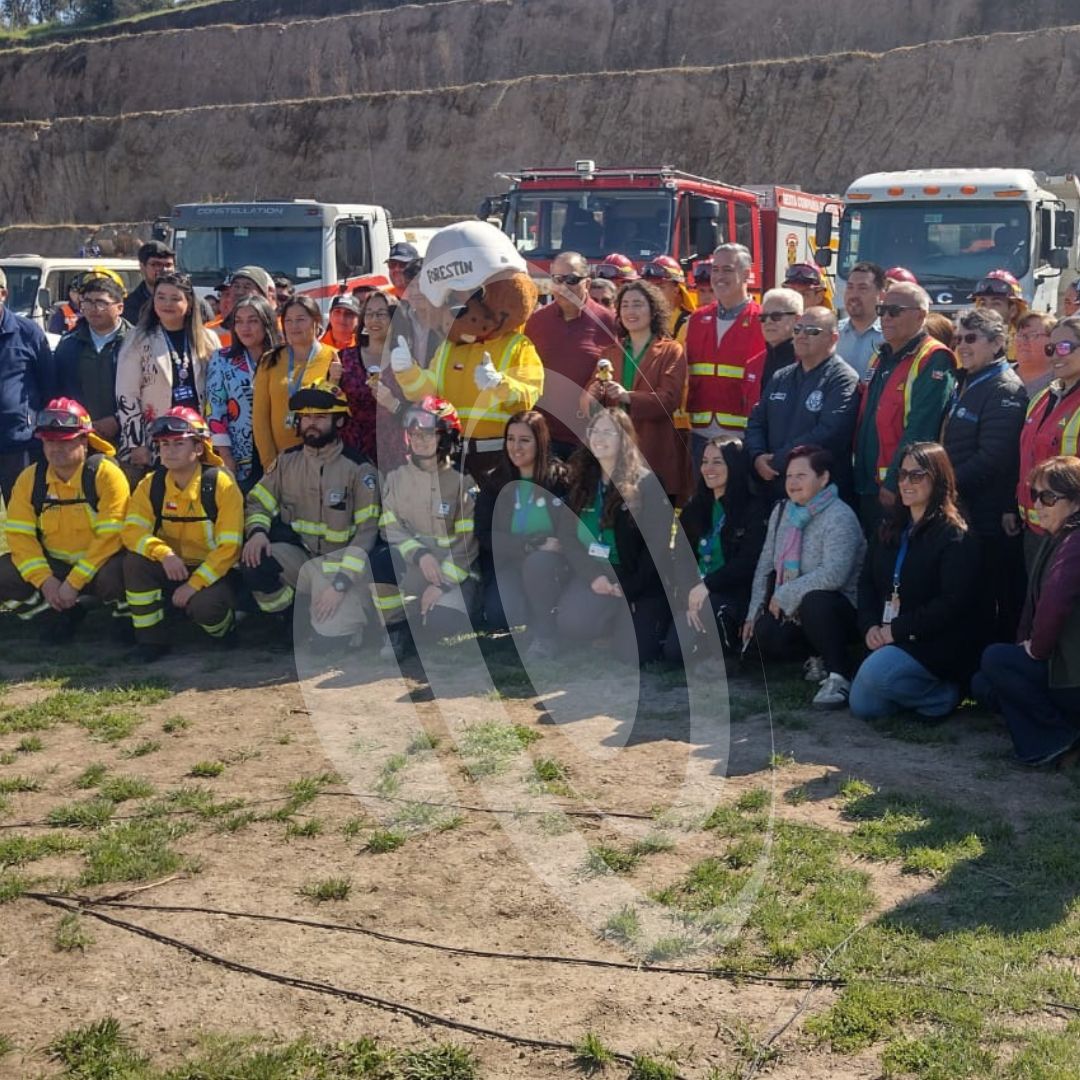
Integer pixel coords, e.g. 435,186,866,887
374,396,479,662
241,380,380,643
121,406,243,661
0,398,130,641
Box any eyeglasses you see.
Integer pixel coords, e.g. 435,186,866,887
758,311,798,323
1030,487,1070,507
364,310,391,321
955,332,985,345
1045,340,1080,358
792,324,825,336
551,274,585,286
876,303,921,318
80,297,119,310
1016,331,1049,342
897,467,931,483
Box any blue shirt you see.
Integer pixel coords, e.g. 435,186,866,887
0,304,53,453
837,316,883,382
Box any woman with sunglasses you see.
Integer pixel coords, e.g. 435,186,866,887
663,436,767,666
941,308,1028,642
553,408,673,665
116,271,220,475
475,411,569,657
850,442,981,720
582,280,692,504
974,456,1080,766
741,287,804,418
252,296,338,470
1016,316,1080,564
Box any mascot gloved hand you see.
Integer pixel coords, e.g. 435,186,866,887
390,335,414,373
473,351,503,392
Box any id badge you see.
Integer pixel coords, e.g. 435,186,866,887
882,592,900,625
588,541,611,559
436,501,451,518
326,489,346,510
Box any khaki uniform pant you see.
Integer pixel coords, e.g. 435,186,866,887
0,552,126,620
251,541,368,638
123,551,235,645
371,545,476,636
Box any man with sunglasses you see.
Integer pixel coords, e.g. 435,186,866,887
242,380,380,646
0,398,129,641
746,307,859,504
684,243,766,467
54,275,130,446
853,282,956,531
525,251,617,459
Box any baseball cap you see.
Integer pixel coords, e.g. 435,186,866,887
329,293,363,315
228,265,274,296
784,263,824,287
387,242,420,264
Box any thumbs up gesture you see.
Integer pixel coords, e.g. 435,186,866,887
473,351,503,391
390,335,414,373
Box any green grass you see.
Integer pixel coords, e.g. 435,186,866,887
152,786,245,821
0,774,41,793
401,1043,480,1079
341,815,368,840
49,1017,148,1076
629,1053,678,1079
79,711,142,743
187,760,225,779
162,715,189,734
366,828,406,854
300,877,351,902
79,819,192,886
0,1033,11,1057
0,682,169,736
600,905,641,946
586,843,641,875
645,936,696,962
121,739,162,759
0,831,84,867
97,775,154,804
54,912,94,952
407,730,439,753
285,817,324,839
0,872,29,903
47,797,115,829
460,720,542,778
575,1031,615,1074
15,735,42,753
74,763,108,789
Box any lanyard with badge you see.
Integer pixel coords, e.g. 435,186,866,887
883,526,910,624
587,482,611,559
284,342,319,429
948,361,1002,421
165,330,195,404
698,499,726,571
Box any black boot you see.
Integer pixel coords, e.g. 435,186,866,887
41,605,87,644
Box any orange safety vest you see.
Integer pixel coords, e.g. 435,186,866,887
1017,382,1080,528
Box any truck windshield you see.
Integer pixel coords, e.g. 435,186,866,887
0,265,42,316
504,190,674,260
839,202,1031,287
175,227,324,287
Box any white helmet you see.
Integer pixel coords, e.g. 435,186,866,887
418,220,527,308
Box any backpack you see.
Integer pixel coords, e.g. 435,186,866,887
30,454,105,538
147,465,220,533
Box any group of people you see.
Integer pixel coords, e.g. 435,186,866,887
2,234,1080,769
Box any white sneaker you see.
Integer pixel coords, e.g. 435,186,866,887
803,655,827,683
812,673,851,710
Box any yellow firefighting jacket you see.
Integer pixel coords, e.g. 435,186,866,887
379,459,478,585
121,464,243,591
244,440,380,580
4,455,129,590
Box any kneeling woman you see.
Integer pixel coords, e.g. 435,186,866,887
851,442,981,720
745,446,865,709
476,411,568,655
975,456,1080,765
664,437,767,663
554,408,673,665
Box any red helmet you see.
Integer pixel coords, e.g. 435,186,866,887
642,255,685,283
403,395,462,437
972,268,1023,301
884,266,919,285
593,253,638,281
147,406,211,441
34,398,93,441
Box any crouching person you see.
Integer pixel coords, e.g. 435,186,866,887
0,398,130,641
121,407,243,661
375,397,479,662
241,380,380,644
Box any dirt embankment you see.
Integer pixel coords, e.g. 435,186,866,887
0,23,1077,226
0,0,1077,122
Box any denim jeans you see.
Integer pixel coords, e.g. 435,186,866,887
849,645,960,719
973,643,1080,764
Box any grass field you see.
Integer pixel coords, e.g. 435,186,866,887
1,606,1079,1079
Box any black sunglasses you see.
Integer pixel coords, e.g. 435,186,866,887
955,332,984,345
792,324,825,336
758,311,798,323
551,274,585,286
897,467,931,483
1030,487,1070,507
876,303,921,318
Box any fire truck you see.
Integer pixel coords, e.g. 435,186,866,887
481,161,838,292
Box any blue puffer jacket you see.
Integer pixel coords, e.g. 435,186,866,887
0,304,54,454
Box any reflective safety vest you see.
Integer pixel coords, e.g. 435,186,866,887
1017,381,1080,527
684,300,765,430
397,332,544,441
861,335,952,483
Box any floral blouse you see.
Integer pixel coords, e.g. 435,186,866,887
204,347,256,484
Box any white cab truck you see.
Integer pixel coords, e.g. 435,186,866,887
169,200,399,312
818,169,1079,313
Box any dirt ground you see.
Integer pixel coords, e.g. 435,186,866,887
1,625,1076,1079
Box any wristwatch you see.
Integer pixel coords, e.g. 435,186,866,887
332,573,352,594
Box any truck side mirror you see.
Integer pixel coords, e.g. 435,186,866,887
815,210,834,252
1055,210,1075,250
36,286,51,314
814,247,833,268
694,219,719,260
1049,249,1069,270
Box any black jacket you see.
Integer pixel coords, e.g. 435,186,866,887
54,319,131,426
940,359,1027,535
677,490,768,601
122,281,152,327
760,338,795,398
745,353,861,498
475,470,568,572
857,515,982,682
556,470,672,603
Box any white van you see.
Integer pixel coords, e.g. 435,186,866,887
0,256,142,331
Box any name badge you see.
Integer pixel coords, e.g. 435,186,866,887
436,501,451,518
588,541,611,559
882,592,900,624
326,490,346,508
